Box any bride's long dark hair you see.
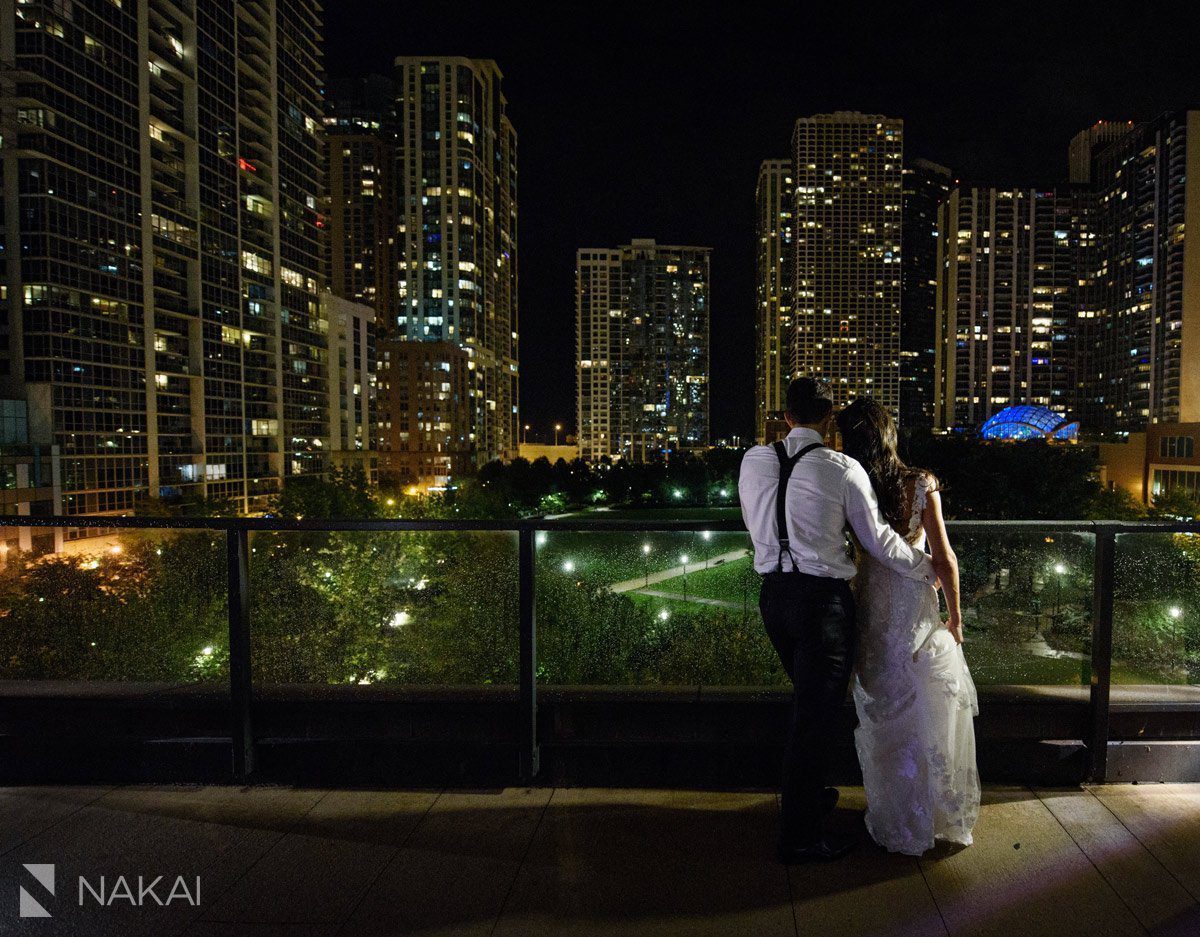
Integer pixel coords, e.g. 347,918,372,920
836,397,928,531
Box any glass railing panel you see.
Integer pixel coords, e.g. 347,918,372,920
246,529,518,688
0,525,229,688
535,529,784,687
1112,532,1200,699
537,527,1096,692
952,529,1095,690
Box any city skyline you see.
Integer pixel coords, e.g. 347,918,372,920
326,2,1200,441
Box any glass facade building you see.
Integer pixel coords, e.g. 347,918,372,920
754,159,792,443
899,158,951,429
576,240,710,463
1083,111,1200,434
391,57,518,470
790,113,904,414
934,186,1093,431
979,405,1079,441
0,0,327,516
324,75,397,320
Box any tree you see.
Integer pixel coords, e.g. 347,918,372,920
1087,486,1149,521
1150,487,1200,521
270,466,379,520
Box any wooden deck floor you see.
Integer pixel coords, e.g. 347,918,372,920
0,783,1197,936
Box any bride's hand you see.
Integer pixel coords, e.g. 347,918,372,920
946,612,964,645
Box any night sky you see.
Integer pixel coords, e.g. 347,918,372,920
324,1,1200,443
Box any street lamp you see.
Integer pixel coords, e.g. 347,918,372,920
554,423,563,446
680,554,689,602
1052,562,1066,624
523,423,530,445
642,542,652,587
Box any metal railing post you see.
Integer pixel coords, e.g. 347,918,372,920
518,526,540,782
1088,529,1116,782
227,527,255,781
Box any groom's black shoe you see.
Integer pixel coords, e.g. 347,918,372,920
776,832,857,865
822,787,840,814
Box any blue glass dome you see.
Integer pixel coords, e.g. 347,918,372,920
979,405,1079,441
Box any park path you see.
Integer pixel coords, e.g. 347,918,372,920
608,548,749,594
630,588,743,609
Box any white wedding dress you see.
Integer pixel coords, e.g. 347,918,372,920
852,472,980,855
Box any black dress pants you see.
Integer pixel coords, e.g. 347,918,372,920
760,570,857,846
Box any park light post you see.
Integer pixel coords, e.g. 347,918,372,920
642,542,652,587
680,554,689,603
554,423,562,446
1053,562,1066,625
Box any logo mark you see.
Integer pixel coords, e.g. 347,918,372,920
19,863,55,918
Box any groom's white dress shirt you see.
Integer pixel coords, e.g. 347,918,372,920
738,427,934,583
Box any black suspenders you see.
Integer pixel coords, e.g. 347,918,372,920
772,440,824,573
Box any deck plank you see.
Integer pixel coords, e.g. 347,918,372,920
494,788,795,937
341,786,552,937
198,789,438,925
1090,785,1200,902
1035,788,1199,936
787,787,948,937
917,787,1146,937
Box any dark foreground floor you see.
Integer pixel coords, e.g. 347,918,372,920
0,783,1197,936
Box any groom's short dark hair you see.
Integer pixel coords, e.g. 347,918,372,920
786,377,834,424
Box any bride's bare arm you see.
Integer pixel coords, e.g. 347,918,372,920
922,483,963,644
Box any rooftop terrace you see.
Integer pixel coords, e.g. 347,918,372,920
1,782,1197,936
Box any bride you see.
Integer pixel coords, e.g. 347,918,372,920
835,398,980,855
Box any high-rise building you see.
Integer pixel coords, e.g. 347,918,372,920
324,75,397,318
576,240,710,463
934,186,1093,430
1068,121,1134,184
899,159,951,429
322,292,376,483
390,57,518,471
791,112,904,412
755,159,793,443
376,340,471,490
0,0,327,518
1084,111,1200,433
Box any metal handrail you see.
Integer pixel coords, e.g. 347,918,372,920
2,514,1198,784
2,515,1199,534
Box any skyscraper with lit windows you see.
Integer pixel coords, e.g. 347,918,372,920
0,0,327,518
324,75,397,318
1083,111,1200,433
389,57,518,473
755,159,793,443
899,158,951,429
577,240,710,463
934,186,1093,430
1068,120,1134,184
790,113,904,413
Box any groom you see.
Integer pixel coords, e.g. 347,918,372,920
738,377,935,863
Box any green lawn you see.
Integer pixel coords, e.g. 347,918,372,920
537,530,751,585
633,563,1177,686
651,556,759,602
